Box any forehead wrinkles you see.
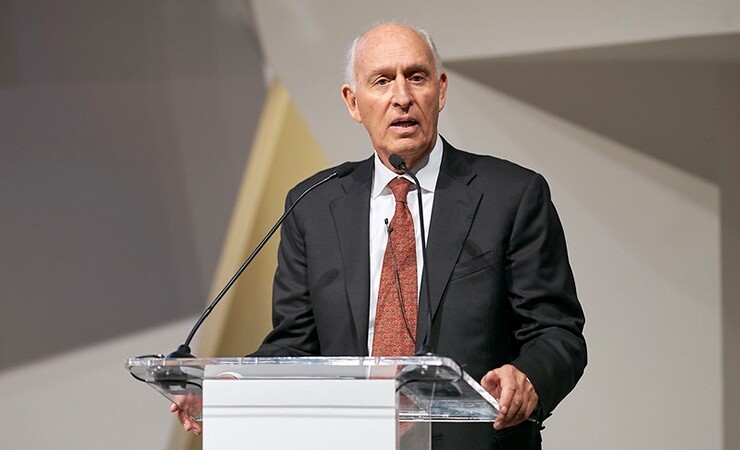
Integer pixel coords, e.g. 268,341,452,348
354,27,435,75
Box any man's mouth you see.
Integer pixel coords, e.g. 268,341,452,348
390,118,418,128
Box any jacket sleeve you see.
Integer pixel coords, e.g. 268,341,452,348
507,173,587,418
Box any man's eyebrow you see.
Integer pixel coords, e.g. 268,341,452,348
365,63,433,79
405,63,433,74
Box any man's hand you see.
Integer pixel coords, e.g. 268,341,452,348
170,392,202,436
481,364,538,430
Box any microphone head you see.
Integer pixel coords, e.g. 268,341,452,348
334,162,354,178
388,154,406,171
166,344,194,359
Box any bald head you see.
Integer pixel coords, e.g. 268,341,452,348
344,22,443,89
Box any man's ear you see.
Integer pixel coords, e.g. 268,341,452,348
438,72,448,112
341,84,363,123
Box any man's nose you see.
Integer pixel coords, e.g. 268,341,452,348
391,79,412,108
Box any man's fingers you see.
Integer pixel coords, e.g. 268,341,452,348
180,414,202,435
480,370,501,397
509,390,525,419
484,365,540,431
494,384,519,430
525,387,538,417
495,392,525,429
171,400,202,435
497,383,516,415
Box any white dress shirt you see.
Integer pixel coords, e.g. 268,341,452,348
367,136,443,354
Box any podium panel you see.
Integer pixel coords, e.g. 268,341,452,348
127,356,500,449
204,378,396,450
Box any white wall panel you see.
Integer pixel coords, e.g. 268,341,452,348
0,317,195,450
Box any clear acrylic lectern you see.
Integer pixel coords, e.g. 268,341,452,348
127,356,500,450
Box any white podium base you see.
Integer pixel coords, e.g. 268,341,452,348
203,378,397,450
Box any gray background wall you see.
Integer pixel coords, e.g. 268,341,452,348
1,1,737,449
0,0,266,370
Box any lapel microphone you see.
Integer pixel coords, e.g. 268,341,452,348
388,153,434,356
167,162,354,358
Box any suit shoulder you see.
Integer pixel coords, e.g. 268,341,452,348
449,146,542,185
286,158,372,201
288,166,339,195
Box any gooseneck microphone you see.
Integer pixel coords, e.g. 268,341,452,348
388,153,434,356
167,162,354,358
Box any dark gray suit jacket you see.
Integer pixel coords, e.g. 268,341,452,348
255,138,586,449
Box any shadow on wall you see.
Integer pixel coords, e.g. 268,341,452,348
446,33,740,184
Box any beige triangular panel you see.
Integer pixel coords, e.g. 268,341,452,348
168,79,330,450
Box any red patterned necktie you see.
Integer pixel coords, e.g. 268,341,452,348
373,177,418,356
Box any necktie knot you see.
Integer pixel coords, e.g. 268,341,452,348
388,177,413,203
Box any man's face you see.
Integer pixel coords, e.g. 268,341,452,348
341,24,447,171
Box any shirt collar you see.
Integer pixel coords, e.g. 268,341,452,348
371,135,443,199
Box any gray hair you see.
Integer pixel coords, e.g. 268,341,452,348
343,22,443,89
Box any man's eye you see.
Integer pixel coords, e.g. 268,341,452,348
376,79,389,86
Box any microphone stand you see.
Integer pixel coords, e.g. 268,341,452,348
167,162,354,358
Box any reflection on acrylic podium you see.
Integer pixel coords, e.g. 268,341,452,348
127,355,500,450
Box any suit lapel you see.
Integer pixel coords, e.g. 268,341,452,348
329,157,373,356
418,141,482,342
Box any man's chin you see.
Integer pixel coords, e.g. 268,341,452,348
380,140,433,166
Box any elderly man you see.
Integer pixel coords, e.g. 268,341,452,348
176,22,586,449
